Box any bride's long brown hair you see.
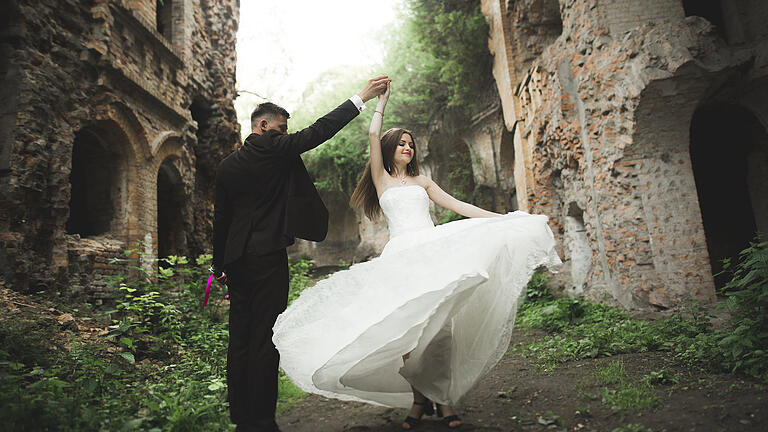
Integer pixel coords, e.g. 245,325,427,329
350,128,420,220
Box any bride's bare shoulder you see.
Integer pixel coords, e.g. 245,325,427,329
413,175,435,188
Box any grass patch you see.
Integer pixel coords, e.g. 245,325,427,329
277,371,306,415
599,384,656,412
595,361,656,412
513,298,665,372
596,360,626,385
515,236,768,384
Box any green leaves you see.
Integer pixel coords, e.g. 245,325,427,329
386,0,494,122
716,236,768,378
118,352,136,364
0,251,236,430
288,257,315,306
295,1,493,198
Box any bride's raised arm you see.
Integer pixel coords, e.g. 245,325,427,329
368,82,391,190
424,177,502,218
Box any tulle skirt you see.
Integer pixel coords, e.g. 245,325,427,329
272,211,561,408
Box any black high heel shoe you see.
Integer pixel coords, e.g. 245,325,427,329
402,400,435,429
435,403,462,428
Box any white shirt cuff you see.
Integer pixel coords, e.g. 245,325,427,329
349,94,365,113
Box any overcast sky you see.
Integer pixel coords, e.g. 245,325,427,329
234,0,401,137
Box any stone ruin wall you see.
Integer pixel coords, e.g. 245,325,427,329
482,0,768,309
0,0,240,299
4,0,765,313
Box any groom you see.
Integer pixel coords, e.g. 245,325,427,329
212,76,390,432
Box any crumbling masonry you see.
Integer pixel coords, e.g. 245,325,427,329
482,0,768,308
0,0,240,298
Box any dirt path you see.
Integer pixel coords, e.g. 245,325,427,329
278,328,767,432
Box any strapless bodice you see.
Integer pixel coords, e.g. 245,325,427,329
379,185,435,239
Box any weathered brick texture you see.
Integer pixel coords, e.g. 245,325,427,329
0,0,240,296
482,0,768,309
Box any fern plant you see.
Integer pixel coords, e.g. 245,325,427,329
718,235,768,379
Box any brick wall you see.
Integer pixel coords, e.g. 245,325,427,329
126,0,156,28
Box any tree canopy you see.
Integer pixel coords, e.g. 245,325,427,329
293,0,494,196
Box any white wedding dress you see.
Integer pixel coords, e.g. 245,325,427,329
272,185,561,408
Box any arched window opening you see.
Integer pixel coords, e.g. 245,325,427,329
690,104,766,288
156,0,173,42
683,0,726,39
66,128,122,237
157,159,185,262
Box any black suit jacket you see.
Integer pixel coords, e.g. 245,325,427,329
212,99,360,272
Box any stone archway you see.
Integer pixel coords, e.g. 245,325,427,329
66,123,131,239
156,157,186,261
689,104,767,287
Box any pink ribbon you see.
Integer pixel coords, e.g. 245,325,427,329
203,274,213,306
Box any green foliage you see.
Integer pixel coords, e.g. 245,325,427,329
288,257,315,305
435,151,474,224
294,1,491,200
515,237,768,382
524,270,554,301
643,368,678,385
599,383,656,412
277,370,305,415
436,210,464,225
293,70,375,195
445,151,473,201
595,360,626,385
386,0,494,124
588,360,657,412
0,246,316,430
516,300,657,371
717,236,768,378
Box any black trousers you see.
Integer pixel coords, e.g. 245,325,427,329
226,249,288,429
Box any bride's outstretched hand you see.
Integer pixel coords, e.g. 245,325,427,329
379,81,391,103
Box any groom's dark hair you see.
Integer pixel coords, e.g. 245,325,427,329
250,102,290,127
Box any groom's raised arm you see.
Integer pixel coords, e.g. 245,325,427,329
270,98,362,157
271,76,390,157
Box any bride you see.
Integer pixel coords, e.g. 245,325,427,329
272,83,560,429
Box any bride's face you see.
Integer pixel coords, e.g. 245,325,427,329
393,133,415,166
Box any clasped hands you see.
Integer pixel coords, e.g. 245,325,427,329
357,76,391,103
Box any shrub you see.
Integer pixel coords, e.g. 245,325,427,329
0,248,320,430
717,236,768,379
